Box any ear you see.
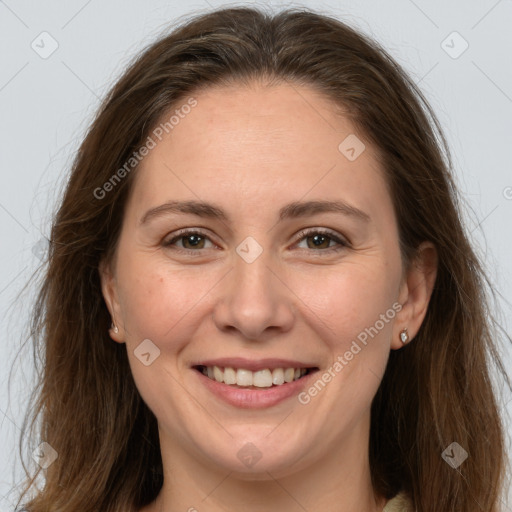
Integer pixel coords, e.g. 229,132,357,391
391,241,438,350
99,257,125,344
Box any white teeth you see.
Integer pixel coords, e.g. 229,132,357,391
253,369,272,387
272,368,284,385
200,365,309,388
284,368,295,383
213,366,223,383
223,366,237,385
236,368,253,386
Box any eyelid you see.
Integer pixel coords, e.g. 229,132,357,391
163,228,219,251
293,227,349,251
163,227,349,253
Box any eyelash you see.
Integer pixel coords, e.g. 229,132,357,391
162,228,349,255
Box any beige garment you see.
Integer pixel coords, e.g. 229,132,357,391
382,491,413,512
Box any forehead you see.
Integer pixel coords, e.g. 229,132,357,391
127,82,391,224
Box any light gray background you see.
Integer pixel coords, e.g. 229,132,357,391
1,0,511,509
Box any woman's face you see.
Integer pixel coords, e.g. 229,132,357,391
101,82,423,478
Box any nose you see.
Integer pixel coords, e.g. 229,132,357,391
212,247,295,342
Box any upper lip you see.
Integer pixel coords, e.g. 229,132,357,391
192,357,318,372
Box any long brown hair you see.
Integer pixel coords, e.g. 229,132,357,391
16,6,511,511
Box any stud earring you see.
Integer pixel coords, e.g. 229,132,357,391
111,322,119,334
400,328,409,344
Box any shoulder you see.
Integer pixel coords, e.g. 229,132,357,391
383,491,414,512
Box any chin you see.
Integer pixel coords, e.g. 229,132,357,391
196,434,314,479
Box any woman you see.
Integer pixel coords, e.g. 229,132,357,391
17,6,510,512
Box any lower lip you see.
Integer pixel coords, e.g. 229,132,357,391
194,369,318,409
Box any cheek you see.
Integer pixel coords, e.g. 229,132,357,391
288,266,398,443
117,237,400,356
291,261,398,349
117,260,205,345
116,262,206,407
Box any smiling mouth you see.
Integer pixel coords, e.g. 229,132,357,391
194,365,319,389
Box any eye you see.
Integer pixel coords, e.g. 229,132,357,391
162,228,349,254
162,229,216,252
294,228,348,252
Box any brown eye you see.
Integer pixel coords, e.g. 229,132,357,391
296,229,348,252
179,234,206,250
163,230,214,252
163,228,348,255
306,233,331,249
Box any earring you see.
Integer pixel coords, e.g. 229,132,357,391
111,322,119,334
400,328,409,344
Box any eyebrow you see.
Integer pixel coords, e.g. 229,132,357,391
140,199,371,225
